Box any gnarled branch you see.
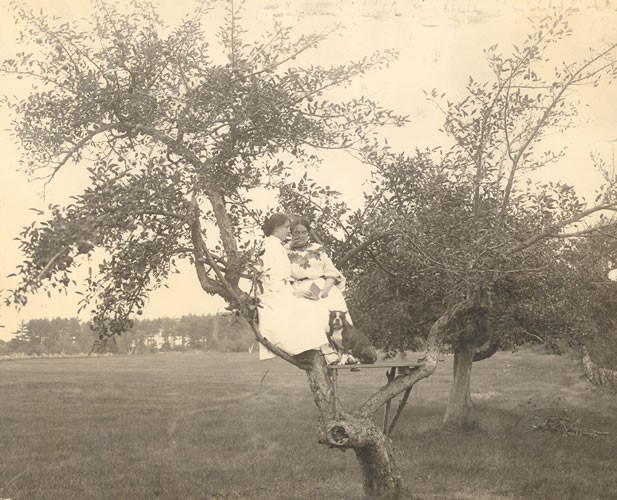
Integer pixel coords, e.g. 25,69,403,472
358,300,474,418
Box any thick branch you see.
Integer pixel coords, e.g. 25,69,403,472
189,202,229,298
208,192,242,288
188,198,303,367
118,122,208,173
472,338,500,362
246,319,302,368
508,204,617,255
357,360,430,420
335,230,397,267
358,300,472,417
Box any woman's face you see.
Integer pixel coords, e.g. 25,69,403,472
271,220,290,241
291,224,309,247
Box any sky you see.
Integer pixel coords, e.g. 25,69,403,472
1,0,617,340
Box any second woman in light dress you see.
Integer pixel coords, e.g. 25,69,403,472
286,218,352,320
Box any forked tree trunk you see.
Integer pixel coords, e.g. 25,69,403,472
188,206,457,496
241,300,469,497
443,343,475,430
298,301,474,497
304,352,405,498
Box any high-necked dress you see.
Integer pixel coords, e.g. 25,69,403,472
286,241,351,320
257,236,330,360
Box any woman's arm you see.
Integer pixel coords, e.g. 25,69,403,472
320,249,343,297
320,277,336,298
260,238,291,294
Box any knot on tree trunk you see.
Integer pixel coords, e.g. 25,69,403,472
323,416,403,497
325,417,375,449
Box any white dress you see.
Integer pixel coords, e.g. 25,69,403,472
257,236,330,360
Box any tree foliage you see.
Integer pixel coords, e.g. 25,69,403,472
301,13,617,428
346,12,617,352
2,0,405,347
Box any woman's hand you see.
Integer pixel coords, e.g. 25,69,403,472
320,289,330,298
293,289,316,299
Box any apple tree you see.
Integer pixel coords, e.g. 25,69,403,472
0,0,450,497
345,12,617,429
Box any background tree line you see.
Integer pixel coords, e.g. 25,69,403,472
0,314,253,355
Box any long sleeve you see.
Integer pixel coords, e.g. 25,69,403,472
259,236,292,294
321,250,342,283
287,242,346,291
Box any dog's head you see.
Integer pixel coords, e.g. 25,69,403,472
328,310,348,331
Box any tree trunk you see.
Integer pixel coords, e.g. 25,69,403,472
353,423,404,498
304,351,405,498
298,301,471,496
442,287,491,430
326,416,404,497
443,343,475,430
246,303,463,497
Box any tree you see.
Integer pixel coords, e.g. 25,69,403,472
0,1,432,496
349,12,617,429
0,339,9,356
178,314,211,349
8,320,31,352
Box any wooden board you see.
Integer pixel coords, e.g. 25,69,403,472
327,361,422,370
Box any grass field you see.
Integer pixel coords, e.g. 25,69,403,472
1,349,616,500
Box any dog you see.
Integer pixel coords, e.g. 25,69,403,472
327,311,378,365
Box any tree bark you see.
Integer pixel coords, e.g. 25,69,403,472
304,351,405,498
243,298,476,496
442,287,491,430
297,302,467,497
443,343,475,430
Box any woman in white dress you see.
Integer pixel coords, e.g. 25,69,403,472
257,213,333,361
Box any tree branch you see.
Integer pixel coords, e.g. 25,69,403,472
189,202,229,298
45,123,116,184
187,199,302,368
335,230,397,267
31,245,71,285
508,204,617,254
358,300,473,418
500,41,617,220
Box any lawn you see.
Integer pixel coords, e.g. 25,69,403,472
0,349,615,499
